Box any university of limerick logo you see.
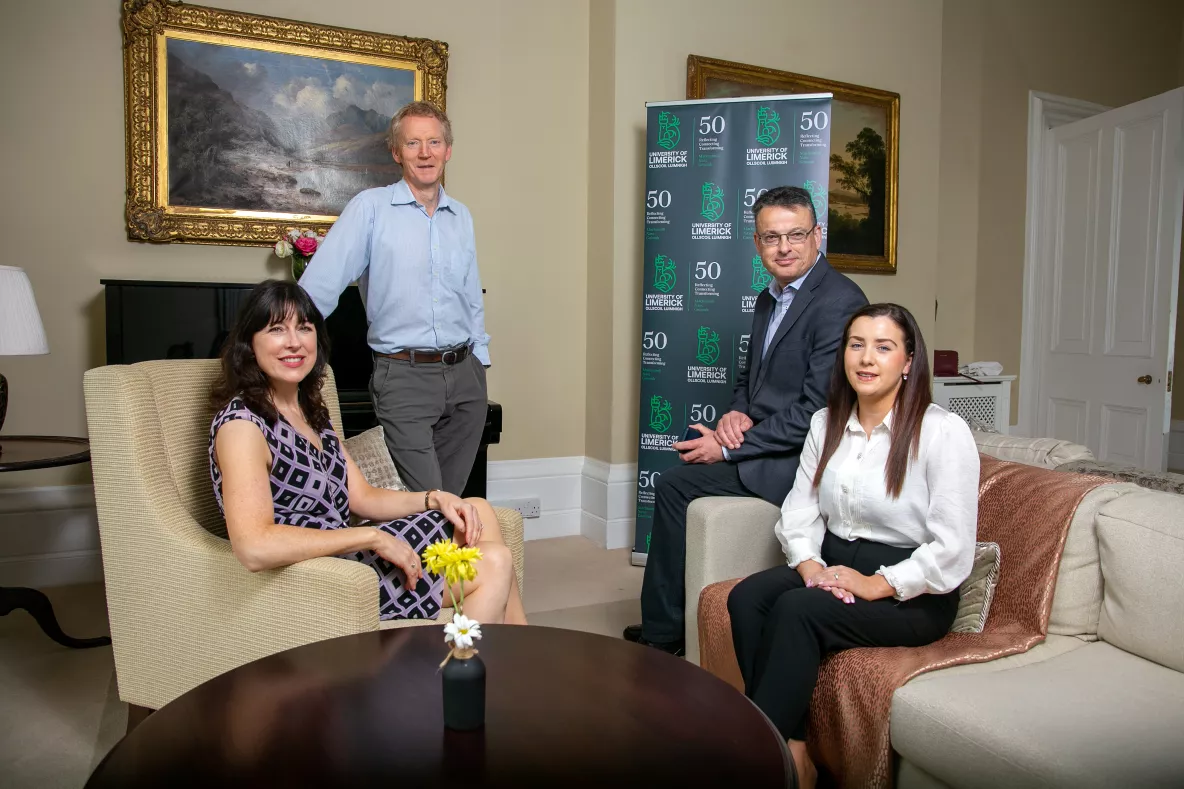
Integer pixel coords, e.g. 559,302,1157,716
696,326,721,365
751,256,773,292
802,179,828,218
700,182,725,222
756,106,781,146
657,111,681,150
653,254,676,293
648,395,673,433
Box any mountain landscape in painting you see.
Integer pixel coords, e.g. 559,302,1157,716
166,38,414,216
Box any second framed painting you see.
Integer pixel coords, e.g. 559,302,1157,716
122,0,447,245
687,55,899,274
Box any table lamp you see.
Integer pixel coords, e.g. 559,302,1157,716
0,266,50,442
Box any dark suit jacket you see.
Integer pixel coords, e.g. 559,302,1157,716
726,254,868,504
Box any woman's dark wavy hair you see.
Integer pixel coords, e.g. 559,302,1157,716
812,302,931,499
210,280,332,432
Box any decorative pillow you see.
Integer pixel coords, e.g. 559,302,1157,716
343,426,407,491
949,542,1001,634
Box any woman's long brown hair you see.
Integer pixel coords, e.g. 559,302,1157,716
812,303,931,498
209,280,333,432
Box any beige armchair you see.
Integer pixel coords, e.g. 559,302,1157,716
83,359,523,711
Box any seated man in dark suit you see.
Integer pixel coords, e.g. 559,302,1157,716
625,185,868,655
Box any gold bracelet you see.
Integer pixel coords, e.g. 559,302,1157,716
425,489,435,511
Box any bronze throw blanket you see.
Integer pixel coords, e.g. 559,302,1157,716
698,456,1109,789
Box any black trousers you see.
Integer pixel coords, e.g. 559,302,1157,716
727,531,959,741
640,461,757,643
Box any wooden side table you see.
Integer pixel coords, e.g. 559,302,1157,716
0,435,111,649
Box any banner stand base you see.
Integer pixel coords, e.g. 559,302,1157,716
630,551,648,568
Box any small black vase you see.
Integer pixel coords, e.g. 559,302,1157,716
442,650,485,730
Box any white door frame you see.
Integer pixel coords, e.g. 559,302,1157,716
1017,91,1111,437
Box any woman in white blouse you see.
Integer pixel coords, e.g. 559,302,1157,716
727,302,978,789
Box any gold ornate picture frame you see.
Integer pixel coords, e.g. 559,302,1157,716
121,0,447,246
687,55,899,274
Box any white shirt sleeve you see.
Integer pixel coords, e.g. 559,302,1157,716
774,410,829,569
876,412,979,600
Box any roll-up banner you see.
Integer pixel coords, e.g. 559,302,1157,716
633,93,833,565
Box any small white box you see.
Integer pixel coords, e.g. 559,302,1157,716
931,375,1016,434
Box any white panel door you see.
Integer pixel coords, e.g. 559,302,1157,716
1036,88,1184,469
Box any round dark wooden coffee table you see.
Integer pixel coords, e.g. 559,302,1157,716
87,625,793,788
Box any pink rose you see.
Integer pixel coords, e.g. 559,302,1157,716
293,236,318,256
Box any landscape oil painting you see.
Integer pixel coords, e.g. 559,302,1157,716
167,37,414,217
122,0,447,245
687,55,899,274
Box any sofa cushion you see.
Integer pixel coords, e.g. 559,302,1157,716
1047,483,1137,639
891,642,1184,789
1058,459,1184,495
903,633,1086,684
1096,489,1184,672
343,426,407,491
971,431,1094,469
949,542,999,633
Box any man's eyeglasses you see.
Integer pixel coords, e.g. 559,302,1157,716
757,226,816,247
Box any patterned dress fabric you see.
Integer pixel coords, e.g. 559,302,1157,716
209,397,449,620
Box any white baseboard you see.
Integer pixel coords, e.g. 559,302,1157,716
2,457,643,586
487,456,637,547
580,459,637,550
0,485,102,587
487,456,586,541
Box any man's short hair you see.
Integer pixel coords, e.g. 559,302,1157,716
752,185,818,226
387,101,453,150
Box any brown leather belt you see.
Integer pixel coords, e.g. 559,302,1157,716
377,344,471,365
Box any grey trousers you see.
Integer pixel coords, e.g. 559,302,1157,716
369,353,488,495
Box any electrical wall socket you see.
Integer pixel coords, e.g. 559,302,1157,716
494,498,541,519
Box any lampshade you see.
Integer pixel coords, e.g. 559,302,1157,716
0,266,49,356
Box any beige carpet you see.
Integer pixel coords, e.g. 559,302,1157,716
0,536,642,788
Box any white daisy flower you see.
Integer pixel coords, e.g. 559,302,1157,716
444,614,482,650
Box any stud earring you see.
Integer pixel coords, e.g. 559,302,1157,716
902,373,908,381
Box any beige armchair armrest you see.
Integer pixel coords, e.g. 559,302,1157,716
103,500,381,710
684,496,783,665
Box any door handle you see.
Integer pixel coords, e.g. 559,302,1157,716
1137,375,1153,385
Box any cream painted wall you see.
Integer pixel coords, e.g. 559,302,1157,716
585,0,616,462
601,0,945,463
964,0,1184,426
7,0,1182,487
0,0,590,489
934,1,986,360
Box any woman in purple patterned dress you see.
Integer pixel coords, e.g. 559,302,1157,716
209,280,526,625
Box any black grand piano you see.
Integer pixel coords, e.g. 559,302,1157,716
101,279,501,498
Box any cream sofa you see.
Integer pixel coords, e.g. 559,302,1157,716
686,433,1184,788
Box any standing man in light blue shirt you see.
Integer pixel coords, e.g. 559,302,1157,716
300,101,490,496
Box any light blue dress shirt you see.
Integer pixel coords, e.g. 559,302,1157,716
299,180,491,365
761,258,815,358
721,257,817,461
